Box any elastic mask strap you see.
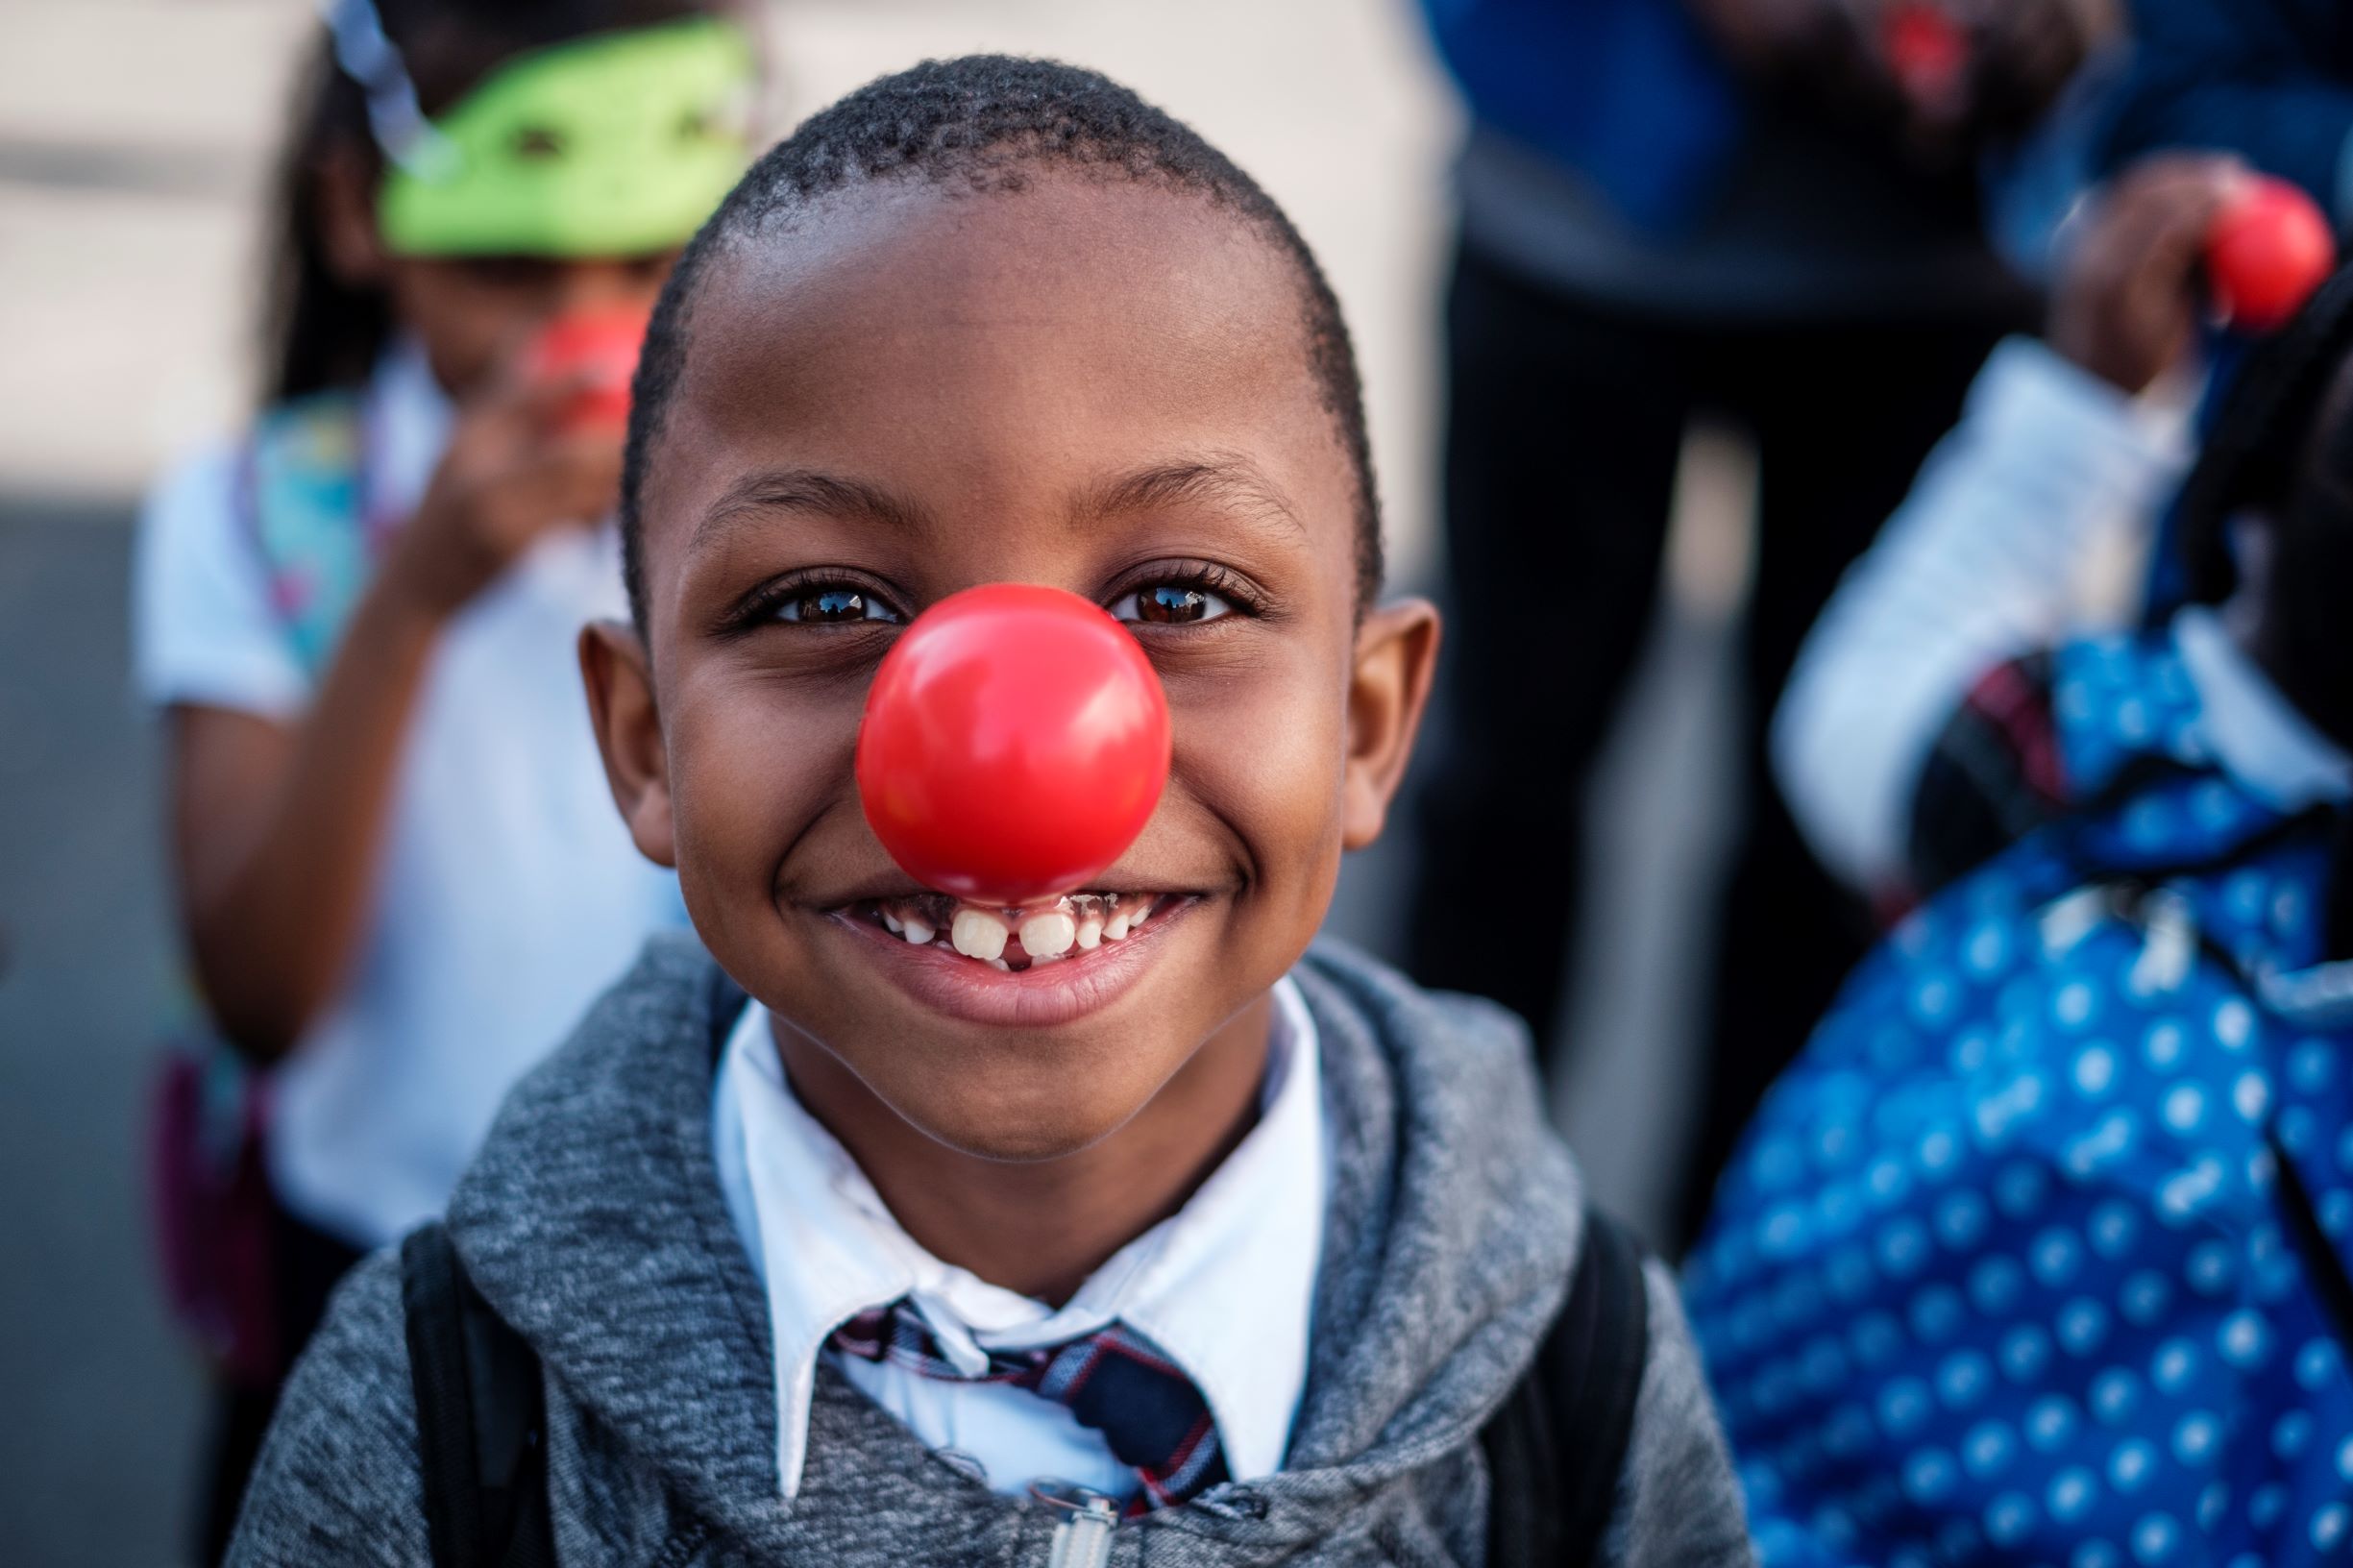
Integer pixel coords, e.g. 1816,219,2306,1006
318,0,455,178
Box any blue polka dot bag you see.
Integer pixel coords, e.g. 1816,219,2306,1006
1688,631,2353,1568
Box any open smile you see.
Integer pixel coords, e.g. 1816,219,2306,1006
821,890,1200,1027
853,890,1173,968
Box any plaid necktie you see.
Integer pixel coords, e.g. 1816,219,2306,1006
830,1298,1230,1512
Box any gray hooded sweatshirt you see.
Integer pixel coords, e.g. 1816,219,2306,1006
229,935,1753,1567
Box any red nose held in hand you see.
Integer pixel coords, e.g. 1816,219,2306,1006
856,583,1173,907
1882,1,1969,111
522,303,653,432
2206,176,2339,334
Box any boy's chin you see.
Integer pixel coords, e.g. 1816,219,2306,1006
878,1050,1171,1164
911,1108,1129,1164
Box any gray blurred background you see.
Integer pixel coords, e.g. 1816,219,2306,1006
0,2,1742,1561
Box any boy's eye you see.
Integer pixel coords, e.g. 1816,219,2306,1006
775,587,900,625
1111,583,1235,625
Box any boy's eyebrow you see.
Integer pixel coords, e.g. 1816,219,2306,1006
1077,455,1310,541
690,469,935,554
688,455,1308,558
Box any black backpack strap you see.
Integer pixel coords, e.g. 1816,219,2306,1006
1482,1203,1653,1568
401,1224,555,1568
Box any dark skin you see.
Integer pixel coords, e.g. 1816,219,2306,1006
583,174,1439,1304
172,146,674,1060
2048,154,2244,397
1683,0,2112,160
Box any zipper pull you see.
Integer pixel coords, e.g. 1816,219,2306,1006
1034,1481,1119,1568
1045,1498,1115,1568
2038,885,2109,956
2129,887,2197,996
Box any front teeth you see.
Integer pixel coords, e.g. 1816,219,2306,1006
950,908,1010,961
876,892,1162,967
1019,910,1077,959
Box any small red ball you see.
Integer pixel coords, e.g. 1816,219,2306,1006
856,583,1172,906
2206,176,2339,334
1883,1,1969,109
521,304,651,432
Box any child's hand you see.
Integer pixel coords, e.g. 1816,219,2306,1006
1689,0,2106,161
2049,153,2246,396
384,370,626,620
1858,0,2104,160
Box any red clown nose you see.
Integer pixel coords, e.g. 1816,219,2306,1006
2205,177,2338,334
1882,1,1969,110
855,583,1173,906
521,303,652,432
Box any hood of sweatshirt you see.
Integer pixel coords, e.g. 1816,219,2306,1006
442,933,1586,1563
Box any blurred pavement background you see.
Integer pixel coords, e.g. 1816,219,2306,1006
0,3,1739,1561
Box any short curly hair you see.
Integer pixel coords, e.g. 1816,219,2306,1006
619,54,1381,626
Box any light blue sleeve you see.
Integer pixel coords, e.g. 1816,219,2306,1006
132,442,310,721
1771,340,2192,893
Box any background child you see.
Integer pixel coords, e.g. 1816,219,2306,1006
131,0,755,1555
1689,266,2353,1566
1773,152,2243,907
228,57,1754,1566
1407,0,2092,1253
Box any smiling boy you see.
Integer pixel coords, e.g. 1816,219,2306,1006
228,58,1752,1567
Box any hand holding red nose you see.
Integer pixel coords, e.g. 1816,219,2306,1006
1882,0,1968,113
855,584,1173,906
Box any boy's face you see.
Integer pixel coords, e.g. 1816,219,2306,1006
586,174,1435,1162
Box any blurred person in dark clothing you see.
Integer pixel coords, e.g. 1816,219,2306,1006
1407,0,2105,1247
2103,0,2353,222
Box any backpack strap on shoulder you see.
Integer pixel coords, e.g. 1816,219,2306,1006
1481,1202,1653,1568
401,1224,555,1568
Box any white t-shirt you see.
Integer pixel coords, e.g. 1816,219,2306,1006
132,344,681,1248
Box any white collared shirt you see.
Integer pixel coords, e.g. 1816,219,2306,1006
711,978,1326,1502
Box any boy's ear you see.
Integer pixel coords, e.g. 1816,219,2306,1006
1341,598,1441,851
313,143,391,288
580,621,678,868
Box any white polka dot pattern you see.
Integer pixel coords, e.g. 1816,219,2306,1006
1688,636,2353,1567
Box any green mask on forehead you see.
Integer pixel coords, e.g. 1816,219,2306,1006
377,17,755,258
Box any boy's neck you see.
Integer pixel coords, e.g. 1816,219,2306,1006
772,995,1276,1307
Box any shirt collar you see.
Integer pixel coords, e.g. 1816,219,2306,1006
713,977,1326,1498
2175,605,2353,812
